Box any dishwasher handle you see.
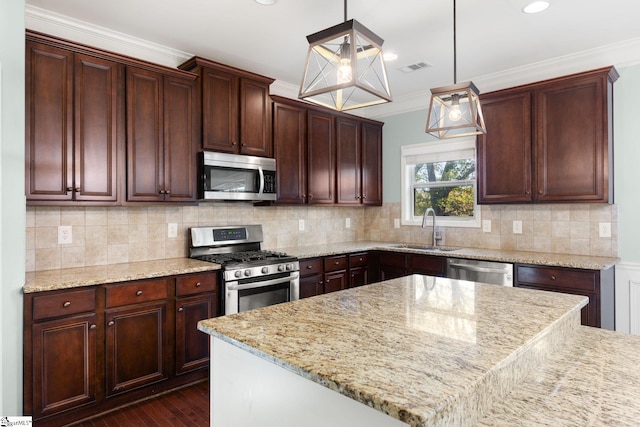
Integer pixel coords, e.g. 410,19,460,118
448,262,510,275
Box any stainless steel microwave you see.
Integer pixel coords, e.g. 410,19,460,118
199,151,276,201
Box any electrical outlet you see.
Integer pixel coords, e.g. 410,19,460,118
168,223,178,238
513,220,523,234
345,218,351,229
394,218,400,229
58,225,72,244
482,219,492,233
599,222,612,238
299,219,305,231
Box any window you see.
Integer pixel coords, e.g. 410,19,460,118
401,137,480,228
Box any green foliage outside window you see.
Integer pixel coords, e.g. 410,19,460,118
413,159,475,217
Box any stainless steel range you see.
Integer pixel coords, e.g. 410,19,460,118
189,225,299,315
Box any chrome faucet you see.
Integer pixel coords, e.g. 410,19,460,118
422,208,437,247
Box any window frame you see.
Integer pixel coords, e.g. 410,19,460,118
400,137,481,228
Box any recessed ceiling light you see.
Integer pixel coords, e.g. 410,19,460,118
523,1,550,14
255,0,277,5
383,52,398,61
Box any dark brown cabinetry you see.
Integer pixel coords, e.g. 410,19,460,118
24,271,219,426
299,253,371,298
26,38,123,205
348,252,370,288
28,289,97,419
324,255,349,293
271,95,383,206
410,254,447,276
376,251,409,281
126,66,198,202
478,67,618,204
299,258,324,298
515,264,614,328
179,57,274,157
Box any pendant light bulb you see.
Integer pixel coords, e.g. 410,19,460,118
448,94,462,122
337,40,352,84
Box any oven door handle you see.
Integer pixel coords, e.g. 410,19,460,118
226,274,298,291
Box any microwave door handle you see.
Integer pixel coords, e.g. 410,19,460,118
257,166,265,195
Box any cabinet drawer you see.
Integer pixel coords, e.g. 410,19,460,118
105,278,169,308
324,255,348,272
300,258,323,276
176,273,219,296
516,265,597,292
410,254,445,275
349,252,369,268
33,289,96,321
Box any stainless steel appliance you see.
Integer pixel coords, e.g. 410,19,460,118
189,225,299,315
446,258,513,286
200,151,276,202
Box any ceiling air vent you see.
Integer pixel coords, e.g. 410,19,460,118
398,62,432,73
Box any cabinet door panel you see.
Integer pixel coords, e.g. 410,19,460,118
106,303,167,395
239,79,272,157
536,76,605,202
350,266,368,288
273,101,307,204
163,75,198,202
202,68,238,152
324,270,347,293
361,123,383,206
25,41,74,201
300,274,323,298
478,91,532,203
126,67,164,202
336,117,361,205
176,294,216,375
74,54,121,202
32,314,96,417
307,111,335,204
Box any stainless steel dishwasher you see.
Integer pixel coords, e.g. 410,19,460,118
446,258,513,286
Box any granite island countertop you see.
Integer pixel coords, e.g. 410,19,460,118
199,275,588,426
23,258,220,293
275,241,619,270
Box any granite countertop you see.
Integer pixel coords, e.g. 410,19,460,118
23,258,220,293
276,241,619,270
199,275,587,426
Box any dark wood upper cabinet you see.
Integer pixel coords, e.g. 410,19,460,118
307,109,336,205
478,67,618,204
179,57,274,157
126,66,198,202
336,117,361,205
26,38,123,204
273,100,307,204
361,122,383,206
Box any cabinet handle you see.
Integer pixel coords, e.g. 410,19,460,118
159,189,165,194
306,265,313,269
195,282,202,287
551,275,556,280
108,321,115,326
63,301,71,308
358,258,363,262
178,307,184,312
90,324,97,330
136,290,143,296
75,187,81,192
165,190,171,194
525,190,531,195
308,194,313,199
334,261,340,265
362,195,367,200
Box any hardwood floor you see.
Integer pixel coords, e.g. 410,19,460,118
70,381,209,427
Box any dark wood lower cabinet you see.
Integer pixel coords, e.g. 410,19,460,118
24,271,219,427
298,253,371,298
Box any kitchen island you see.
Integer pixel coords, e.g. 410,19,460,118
198,275,591,426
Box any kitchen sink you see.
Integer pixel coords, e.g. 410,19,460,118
391,245,460,253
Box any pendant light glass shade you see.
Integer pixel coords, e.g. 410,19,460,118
426,81,486,139
299,19,392,111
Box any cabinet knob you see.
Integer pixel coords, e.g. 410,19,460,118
306,265,313,269
334,261,340,265
178,307,184,312
195,282,202,287
75,187,81,192
525,191,531,195
358,258,363,262
308,194,313,199
362,195,367,200
136,290,143,296
551,275,556,280
165,190,171,194
159,189,165,194
90,324,97,330
538,190,543,194
108,320,115,326
63,301,71,308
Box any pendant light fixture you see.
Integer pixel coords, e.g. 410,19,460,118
426,0,486,139
299,0,392,111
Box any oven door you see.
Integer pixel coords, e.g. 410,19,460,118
225,272,299,315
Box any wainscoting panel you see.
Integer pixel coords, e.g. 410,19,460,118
615,262,640,335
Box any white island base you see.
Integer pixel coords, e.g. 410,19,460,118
212,337,407,427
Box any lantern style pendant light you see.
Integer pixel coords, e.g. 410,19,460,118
426,0,486,139
299,0,392,111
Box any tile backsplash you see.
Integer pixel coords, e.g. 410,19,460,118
26,202,618,272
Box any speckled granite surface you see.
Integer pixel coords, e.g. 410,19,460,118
198,275,587,427
277,241,619,270
479,326,640,426
23,258,220,293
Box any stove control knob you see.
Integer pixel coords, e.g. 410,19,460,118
278,265,285,272
261,267,269,274
234,271,242,278
244,269,252,277
286,264,292,271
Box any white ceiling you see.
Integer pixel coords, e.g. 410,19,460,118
25,0,640,118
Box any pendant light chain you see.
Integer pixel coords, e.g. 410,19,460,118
453,0,457,84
